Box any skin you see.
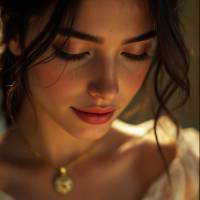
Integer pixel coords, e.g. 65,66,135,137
0,0,176,199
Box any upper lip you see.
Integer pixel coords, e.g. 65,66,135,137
72,106,117,114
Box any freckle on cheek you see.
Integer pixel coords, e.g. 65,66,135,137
124,69,147,89
32,63,66,87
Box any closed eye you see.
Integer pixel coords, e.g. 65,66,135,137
53,45,90,62
53,45,150,63
121,52,151,62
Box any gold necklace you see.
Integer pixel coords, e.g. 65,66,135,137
15,128,101,195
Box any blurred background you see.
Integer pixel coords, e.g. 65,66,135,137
0,0,199,132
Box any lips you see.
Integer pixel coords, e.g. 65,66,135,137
71,107,117,125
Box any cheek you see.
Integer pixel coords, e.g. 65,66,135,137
27,59,83,104
120,61,150,99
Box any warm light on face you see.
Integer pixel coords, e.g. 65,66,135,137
27,0,155,140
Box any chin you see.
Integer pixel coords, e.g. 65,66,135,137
65,124,111,141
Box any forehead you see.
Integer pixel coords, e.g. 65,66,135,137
27,0,154,47
72,0,154,39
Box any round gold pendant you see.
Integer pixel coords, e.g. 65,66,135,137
54,175,74,195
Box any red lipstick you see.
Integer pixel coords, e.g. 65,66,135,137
71,107,116,125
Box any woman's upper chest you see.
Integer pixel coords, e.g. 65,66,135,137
0,141,173,200
0,125,176,200
67,135,175,200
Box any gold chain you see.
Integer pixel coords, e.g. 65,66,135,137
15,128,101,173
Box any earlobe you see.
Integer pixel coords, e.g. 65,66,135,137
8,38,21,56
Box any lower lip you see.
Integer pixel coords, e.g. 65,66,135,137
71,108,115,125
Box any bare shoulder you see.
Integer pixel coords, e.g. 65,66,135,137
0,129,12,189
0,129,10,159
0,129,15,158
111,117,177,148
0,129,8,140
110,118,177,174
0,128,23,170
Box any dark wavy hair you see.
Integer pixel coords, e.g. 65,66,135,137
0,0,190,185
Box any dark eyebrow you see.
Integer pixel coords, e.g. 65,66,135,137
57,28,104,44
122,30,156,45
57,28,156,45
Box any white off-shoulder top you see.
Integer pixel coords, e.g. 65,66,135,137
0,116,199,200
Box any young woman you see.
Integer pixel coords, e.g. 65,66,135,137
0,0,199,199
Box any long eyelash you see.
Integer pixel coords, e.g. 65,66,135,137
53,45,88,62
53,45,150,63
122,52,151,62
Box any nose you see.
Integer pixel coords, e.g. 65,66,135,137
87,63,119,101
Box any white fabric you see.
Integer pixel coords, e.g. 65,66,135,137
141,117,199,200
0,117,199,200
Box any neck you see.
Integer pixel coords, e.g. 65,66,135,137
16,96,98,166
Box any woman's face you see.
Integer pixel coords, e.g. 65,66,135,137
27,0,154,140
